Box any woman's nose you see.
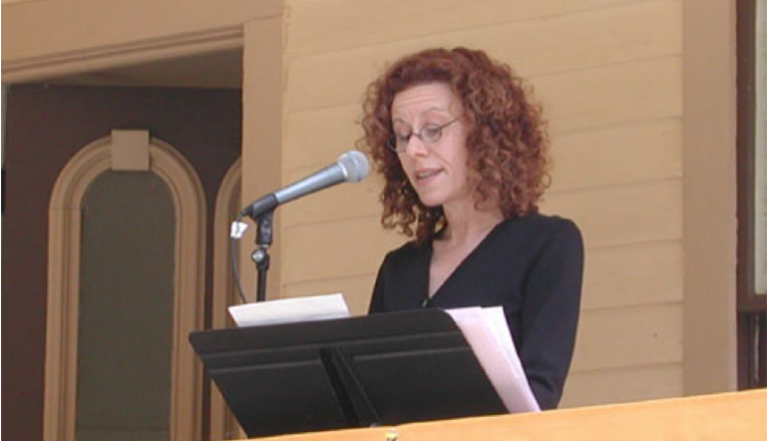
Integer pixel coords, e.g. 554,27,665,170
403,135,429,157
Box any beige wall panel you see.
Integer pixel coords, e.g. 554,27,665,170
570,304,683,371
282,179,681,285
549,118,683,192
284,105,362,173
537,57,681,134
2,0,281,61
582,240,683,310
282,218,403,284
285,1,681,111
541,179,682,249
486,0,681,77
561,364,683,407
286,0,665,57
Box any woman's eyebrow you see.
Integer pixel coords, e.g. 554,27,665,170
391,107,450,124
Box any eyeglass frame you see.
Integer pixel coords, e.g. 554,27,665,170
387,117,461,154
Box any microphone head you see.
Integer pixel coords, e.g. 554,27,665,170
337,150,370,183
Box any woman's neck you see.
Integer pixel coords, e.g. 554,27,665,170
440,202,504,246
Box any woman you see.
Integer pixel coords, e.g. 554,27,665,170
359,47,584,410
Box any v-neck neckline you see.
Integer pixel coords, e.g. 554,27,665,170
422,219,510,304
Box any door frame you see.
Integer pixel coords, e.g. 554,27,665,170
45,134,207,441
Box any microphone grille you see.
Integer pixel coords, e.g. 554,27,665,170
337,151,370,183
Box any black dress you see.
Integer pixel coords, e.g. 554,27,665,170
368,213,584,410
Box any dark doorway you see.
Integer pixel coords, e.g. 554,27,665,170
2,83,242,440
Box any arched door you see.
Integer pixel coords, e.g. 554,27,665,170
2,84,242,441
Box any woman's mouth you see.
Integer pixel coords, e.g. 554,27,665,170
414,168,442,184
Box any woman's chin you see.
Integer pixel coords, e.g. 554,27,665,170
416,193,445,208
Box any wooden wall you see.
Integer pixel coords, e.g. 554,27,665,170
279,0,685,407
3,0,738,413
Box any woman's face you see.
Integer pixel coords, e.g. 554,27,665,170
391,82,472,211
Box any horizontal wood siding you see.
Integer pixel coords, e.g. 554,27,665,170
282,0,683,407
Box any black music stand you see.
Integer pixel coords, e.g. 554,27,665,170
189,309,506,438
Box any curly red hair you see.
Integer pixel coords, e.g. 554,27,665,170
358,47,550,244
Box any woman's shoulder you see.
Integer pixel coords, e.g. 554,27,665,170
378,239,429,272
504,212,581,236
496,213,583,256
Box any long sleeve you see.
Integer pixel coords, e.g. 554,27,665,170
368,253,390,314
516,219,584,410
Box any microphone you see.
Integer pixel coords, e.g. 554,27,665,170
239,150,370,219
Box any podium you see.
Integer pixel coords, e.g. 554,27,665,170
237,390,766,441
189,309,507,438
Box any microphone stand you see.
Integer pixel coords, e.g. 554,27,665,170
251,210,274,303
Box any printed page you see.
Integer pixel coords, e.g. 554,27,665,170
228,293,350,327
445,307,540,413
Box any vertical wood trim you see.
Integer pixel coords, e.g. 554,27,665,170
150,138,207,441
241,16,283,300
45,135,206,441
210,158,242,440
212,158,242,329
682,0,739,395
46,139,111,441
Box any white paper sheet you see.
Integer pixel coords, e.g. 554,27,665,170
446,307,540,413
228,293,350,327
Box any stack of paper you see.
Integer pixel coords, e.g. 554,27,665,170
228,293,350,327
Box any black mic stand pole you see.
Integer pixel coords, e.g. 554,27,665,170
251,210,274,303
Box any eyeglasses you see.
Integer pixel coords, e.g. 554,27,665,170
388,118,460,154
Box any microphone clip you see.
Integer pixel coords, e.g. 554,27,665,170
254,210,275,250
252,210,275,303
